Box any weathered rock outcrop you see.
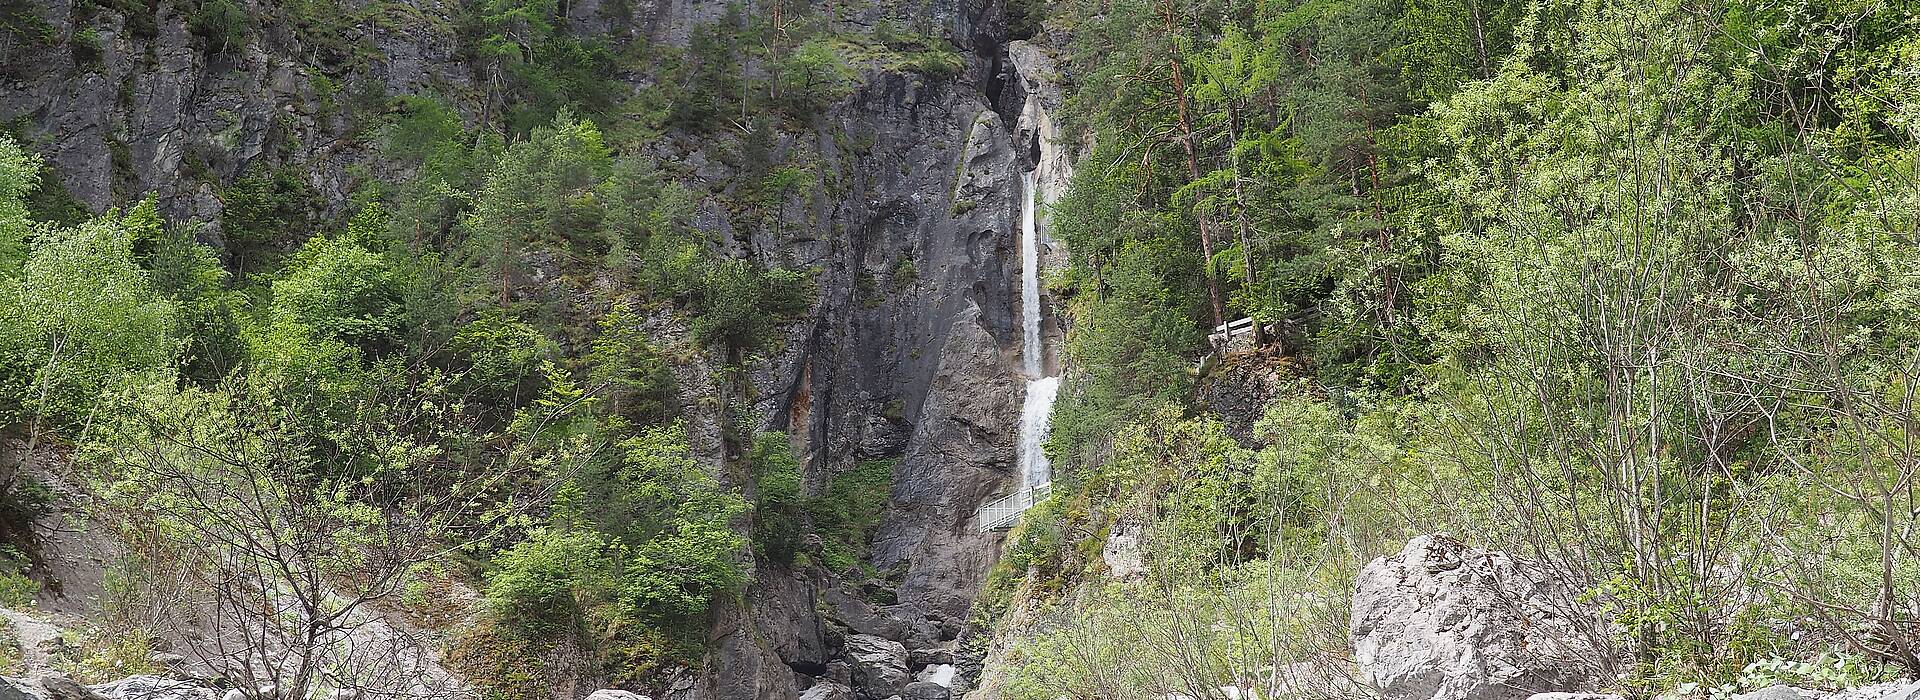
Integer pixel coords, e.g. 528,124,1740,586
845,634,911,700
89,676,219,700
1352,535,1608,700
798,681,856,700
901,680,952,700
1525,681,1920,700
697,27,1033,700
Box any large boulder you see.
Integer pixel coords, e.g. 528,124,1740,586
1829,681,1920,700
900,682,951,700
584,691,649,700
0,679,39,700
799,682,856,700
88,677,216,700
845,634,911,700
1352,535,1605,700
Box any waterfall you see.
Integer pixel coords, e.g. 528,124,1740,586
1016,170,1058,489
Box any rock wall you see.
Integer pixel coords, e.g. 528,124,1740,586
0,0,1055,697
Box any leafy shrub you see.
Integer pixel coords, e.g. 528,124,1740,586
270,235,404,352
777,38,856,116
0,208,180,427
584,303,673,425
0,561,35,609
484,527,611,633
691,260,813,350
186,0,247,54
809,459,894,573
478,422,747,687
448,309,552,411
222,167,314,245
748,434,804,564
126,200,244,381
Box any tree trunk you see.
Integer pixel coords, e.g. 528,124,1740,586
1162,0,1225,328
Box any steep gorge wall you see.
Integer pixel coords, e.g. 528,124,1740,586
0,0,1049,697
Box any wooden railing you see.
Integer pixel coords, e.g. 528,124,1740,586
976,482,1053,532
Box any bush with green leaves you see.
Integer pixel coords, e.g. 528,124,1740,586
0,203,180,427
220,166,316,258
0,135,36,277
809,459,894,573
447,309,553,412
185,0,247,54
777,38,856,116
584,303,674,426
747,433,804,564
268,233,405,353
125,200,244,381
690,259,813,350
484,525,614,633
478,421,747,686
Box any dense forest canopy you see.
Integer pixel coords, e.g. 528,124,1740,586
995,0,1920,697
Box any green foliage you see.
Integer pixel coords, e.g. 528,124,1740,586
778,38,857,116
269,233,405,352
185,0,248,54
381,96,488,247
583,302,673,425
808,459,893,574
0,135,36,278
0,0,54,53
127,200,244,381
467,0,618,134
484,526,612,633
689,260,813,350
221,166,317,272
0,206,179,426
0,572,34,609
0,544,39,609
747,433,803,564
462,111,701,315
465,111,611,257
666,14,750,133
478,421,745,689
448,309,553,412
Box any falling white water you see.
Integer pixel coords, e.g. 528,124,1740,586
919,663,958,688
1016,170,1058,489
1019,171,1045,376
1018,375,1059,488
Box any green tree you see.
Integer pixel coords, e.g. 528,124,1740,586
0,207,179,428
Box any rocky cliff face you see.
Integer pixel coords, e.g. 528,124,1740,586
704,31,1034,700
0,0,1054,697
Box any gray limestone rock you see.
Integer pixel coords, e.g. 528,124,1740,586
798,682,856,700
584,691,648,700
88,677,215,700
1352,535,1608,700
1735,687,1824,700
1830,682,1920,700
900,682,951,700
845,634,911,700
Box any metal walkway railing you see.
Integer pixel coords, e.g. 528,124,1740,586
976,482,1052,532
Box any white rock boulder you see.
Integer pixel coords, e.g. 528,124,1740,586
1352,535,1606,700
583,690,649,700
